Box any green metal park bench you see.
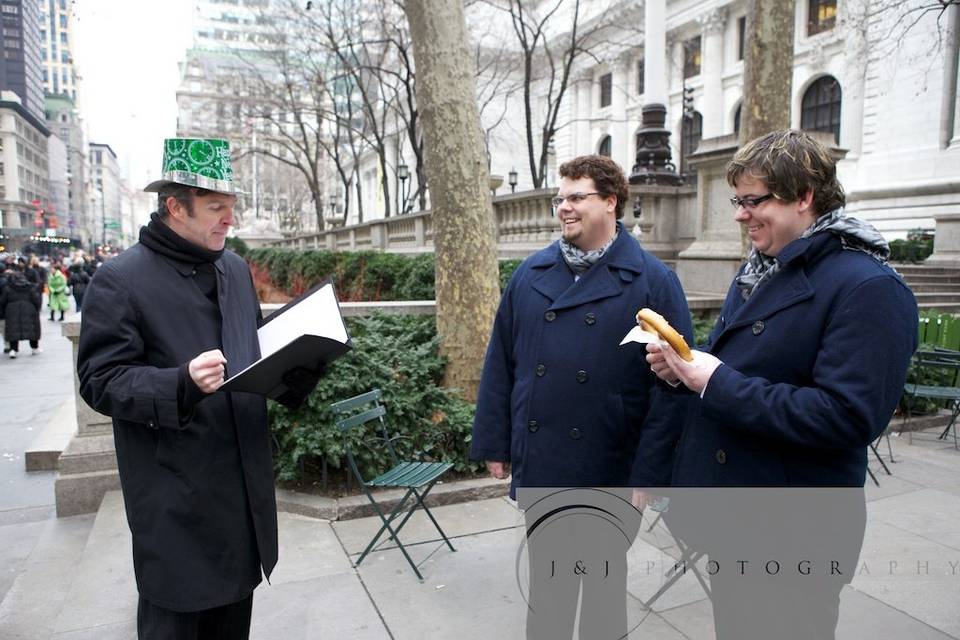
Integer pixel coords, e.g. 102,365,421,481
330,389,456,581
900,348,960,450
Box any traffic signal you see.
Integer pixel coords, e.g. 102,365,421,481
683,86,695,118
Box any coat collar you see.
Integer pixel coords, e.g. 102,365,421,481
147,244,226,277
530,222,646,311
713,236,830,343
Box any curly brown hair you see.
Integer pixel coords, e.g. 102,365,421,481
726,129,845,216
558,155,629,219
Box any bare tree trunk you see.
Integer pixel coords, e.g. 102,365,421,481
741,0,796,141
740,0,796,256
403,0,501,402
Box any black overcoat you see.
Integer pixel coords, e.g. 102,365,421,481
78,244,277,612
1,278,41,342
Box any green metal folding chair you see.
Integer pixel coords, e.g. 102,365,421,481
331,389,456,580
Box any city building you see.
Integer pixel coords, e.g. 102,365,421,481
45,94,91,246
0,0,45,123
88,142,120,247
338,0,959,241
0,90,49,249
177,0,316,236
38,0,79,102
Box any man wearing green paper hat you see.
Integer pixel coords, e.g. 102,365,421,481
77,138,319,638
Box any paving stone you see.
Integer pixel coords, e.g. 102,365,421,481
271,513,353,585
53,493,137,635
0,514,95,640
251,572,390,640
837,586,956,639
356,528,528,638
658,597,717,640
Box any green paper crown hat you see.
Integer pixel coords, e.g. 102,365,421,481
144,138,243,194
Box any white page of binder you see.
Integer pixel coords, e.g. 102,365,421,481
256,283,348,360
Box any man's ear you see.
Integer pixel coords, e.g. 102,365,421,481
799,188,815,214
607,194,618,214
165,196,186,221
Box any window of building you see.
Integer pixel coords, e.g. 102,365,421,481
738,16,746,61
60,32,67,44
637,58,645,95
801,75,842,142
59,14,66,28
60,51,67,62
808,0,837,36
683,36,702,79
680,111,703,176
598,135,612,157
599,72,612,108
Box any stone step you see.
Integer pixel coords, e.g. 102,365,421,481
0,513,96,639
56,433,117,475
902,274,960,284
918,302,960,311
24,397,76,472
907,283,960,293
912,292,960,304
52,491,137,637
55,469,120,518
894,264,960,276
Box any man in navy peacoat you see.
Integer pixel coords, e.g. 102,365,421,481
471,155,693,494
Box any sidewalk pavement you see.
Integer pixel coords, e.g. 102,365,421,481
1,307,959,638
1,426,959,639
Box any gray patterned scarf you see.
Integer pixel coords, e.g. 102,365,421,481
560,228,619,275
735,208,890,300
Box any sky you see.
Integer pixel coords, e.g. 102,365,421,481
72,0,195,191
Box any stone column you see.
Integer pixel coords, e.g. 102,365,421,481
699,8,727,139
629,0,681,186
612,54,631,166
575,69,593,153
927,213,960,266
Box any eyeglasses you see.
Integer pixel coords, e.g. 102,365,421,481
551,192,605,209
730,193,775,210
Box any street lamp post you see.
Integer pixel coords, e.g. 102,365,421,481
508,168,518,193
397,163,409,214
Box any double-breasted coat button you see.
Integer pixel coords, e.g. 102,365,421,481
585,313,596,326
569,427,582,440
716,449,727,464
544,311,556,322
576,370,588,383
528,420,539,433
752,321,765,336
536,364,546,377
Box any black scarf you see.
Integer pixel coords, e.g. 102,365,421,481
139,212,224,301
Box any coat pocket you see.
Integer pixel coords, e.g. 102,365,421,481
155,428,196,493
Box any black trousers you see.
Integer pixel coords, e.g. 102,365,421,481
137,594,253,640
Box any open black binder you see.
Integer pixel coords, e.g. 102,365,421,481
221,281,351,399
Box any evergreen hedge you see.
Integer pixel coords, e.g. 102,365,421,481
246,248,521,300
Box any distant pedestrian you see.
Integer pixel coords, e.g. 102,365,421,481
47,262,70,321
68,262,90,312
0,271,41,358
26,255,47,293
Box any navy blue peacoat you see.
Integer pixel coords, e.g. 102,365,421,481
78,244,277,612
672,232,918,487
471,225,694,496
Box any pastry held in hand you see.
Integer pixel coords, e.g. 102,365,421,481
620,308,694,362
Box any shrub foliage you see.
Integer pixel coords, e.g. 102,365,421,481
269,313,482,482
